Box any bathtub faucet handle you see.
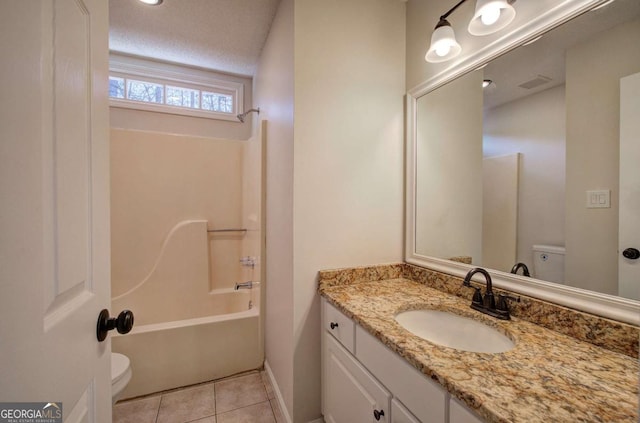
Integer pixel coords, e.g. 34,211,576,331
234,281,253,290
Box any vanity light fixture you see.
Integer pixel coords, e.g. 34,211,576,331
138,0,163,5
468,0,517,36
426,0,517,63
482,79,493,88
425,19,462,63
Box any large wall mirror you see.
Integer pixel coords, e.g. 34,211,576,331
406,0,639,324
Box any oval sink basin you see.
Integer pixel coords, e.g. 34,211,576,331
395,309,514,353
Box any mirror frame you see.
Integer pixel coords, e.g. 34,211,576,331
406,0,639,325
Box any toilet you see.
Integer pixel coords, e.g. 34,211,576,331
532,244,566,284
111,353,132,405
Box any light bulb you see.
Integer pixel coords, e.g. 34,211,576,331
435,44,451,57
480,6,501,26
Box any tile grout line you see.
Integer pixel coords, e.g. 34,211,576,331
215,399,268,416
213,378,218,417
261,376,277,422
267,400,278,423
154,394,163,423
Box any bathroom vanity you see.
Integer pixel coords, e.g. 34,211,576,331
319,264,639,423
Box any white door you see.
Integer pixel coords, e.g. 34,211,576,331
0,1,111,421
619,73,640,300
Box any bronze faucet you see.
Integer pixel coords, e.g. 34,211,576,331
462,268,519,320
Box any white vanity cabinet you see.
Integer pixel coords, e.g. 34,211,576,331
391,398,422,423
322,298,484,423
324,334,391,423
449,398,484,423
323,300,356,353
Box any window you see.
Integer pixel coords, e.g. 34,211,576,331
127,79,164,104
109,54,244,121
166,86,199,109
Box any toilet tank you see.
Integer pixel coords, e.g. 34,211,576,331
532,245,565,284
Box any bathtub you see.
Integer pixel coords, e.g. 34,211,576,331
112,288,262,399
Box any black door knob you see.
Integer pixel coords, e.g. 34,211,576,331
373,409,385,421
96,309,134,342
622,248,640,260
330,322,339,330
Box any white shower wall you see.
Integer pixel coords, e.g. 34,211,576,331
110,128,247,297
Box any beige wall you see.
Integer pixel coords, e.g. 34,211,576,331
110,107,252,140
252,0,295,417
254,1,405,421
110,129,245,297
293,0,406,421
565,18,640,294
415,70,483,264
484,85,566,271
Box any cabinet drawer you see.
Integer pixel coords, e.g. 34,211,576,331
323,299,355,353
356,325,448,423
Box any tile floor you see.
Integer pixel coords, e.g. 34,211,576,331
113,370,285,423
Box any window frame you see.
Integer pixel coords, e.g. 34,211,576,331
109,54,244,122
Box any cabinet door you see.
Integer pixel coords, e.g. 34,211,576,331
324,333,391,423
450,398,484,423
356,326,447,422
391,398,421,423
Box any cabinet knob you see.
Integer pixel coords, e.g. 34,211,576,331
330,322,339,330
373,409,385,421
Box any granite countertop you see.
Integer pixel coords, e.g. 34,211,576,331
320,278,639,423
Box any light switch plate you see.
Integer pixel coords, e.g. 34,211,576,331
586,190,611,208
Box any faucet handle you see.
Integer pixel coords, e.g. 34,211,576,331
471,287,483,306
462,281,483,306
483,291,496,310
496,294,520,312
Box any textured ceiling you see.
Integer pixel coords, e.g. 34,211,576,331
109,0,281,77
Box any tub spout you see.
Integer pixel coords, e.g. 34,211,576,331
234,281,253,290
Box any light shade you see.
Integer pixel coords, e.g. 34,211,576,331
139,0,163,5
468,0,516,36
425,20,462,63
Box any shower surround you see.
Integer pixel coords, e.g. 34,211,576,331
110,128,263,398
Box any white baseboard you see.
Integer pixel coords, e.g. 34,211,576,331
264,360,292,423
